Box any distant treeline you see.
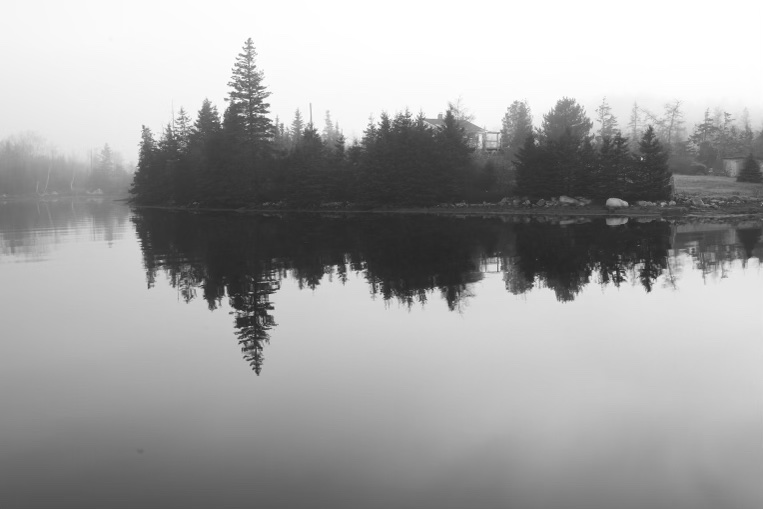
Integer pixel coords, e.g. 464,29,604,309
130,39,763,207
0,134,132,196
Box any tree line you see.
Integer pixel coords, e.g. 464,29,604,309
130,39,504,207
0,134,132,196
511,97,673,200
130,39,762,208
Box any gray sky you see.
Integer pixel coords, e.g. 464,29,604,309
2,0,761,163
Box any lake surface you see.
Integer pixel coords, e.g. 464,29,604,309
1,200,761,509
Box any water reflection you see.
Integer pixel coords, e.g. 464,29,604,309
132,210,762,374
0,198,128,260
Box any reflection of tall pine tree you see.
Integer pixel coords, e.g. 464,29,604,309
229,274,280,375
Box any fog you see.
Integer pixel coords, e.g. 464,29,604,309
2,0,761,162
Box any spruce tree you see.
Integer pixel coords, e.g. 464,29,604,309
174,107,193,153
737,154,762,183
629,126,672,200
227,38,272,153
290,109,305,146
129,126,161,203
225,38,272,201
189,99,222,201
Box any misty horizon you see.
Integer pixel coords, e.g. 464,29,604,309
2,1,761,163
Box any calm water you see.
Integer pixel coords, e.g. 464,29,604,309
1,200,761,509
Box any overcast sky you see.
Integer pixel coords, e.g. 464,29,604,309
2,0,761,163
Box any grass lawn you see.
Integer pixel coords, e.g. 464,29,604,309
673,174,763,198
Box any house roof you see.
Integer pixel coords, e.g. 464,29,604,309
423,117,485,134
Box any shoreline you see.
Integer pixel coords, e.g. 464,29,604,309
4,193,762,224
129,201,763,225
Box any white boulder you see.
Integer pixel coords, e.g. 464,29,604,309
606,198,629,208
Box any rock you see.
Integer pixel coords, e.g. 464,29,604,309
606,217,629,226
536,199,546,207
668,201,676,206
691,198,705,207
512,199,521,207
606,198,629,208
499,197,511,205
559,195,580,205
522,200,531,207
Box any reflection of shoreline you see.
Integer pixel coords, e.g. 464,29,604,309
671,222,763,276
129,202,763,222
131,211,761,374
0,194,128,204
0,200,130,260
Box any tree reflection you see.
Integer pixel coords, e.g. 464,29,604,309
131,210,760,374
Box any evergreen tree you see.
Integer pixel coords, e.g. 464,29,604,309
435,108,473,202
629,126,672,200
129,126,162,203
322,110,338,148
157,123,182,202
500,100,533,157
285,125,329,205
227,38,272,153
219,101,249,204
174,107,193,153
189,98,223,201
225,38,273,200
541,97,593,143
737,154,762,183
290,108,305,143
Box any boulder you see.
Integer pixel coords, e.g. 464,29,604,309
691,198,705,207
536,199,546,207
606,217,629,226
606,198,629,208
559,195,580,205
